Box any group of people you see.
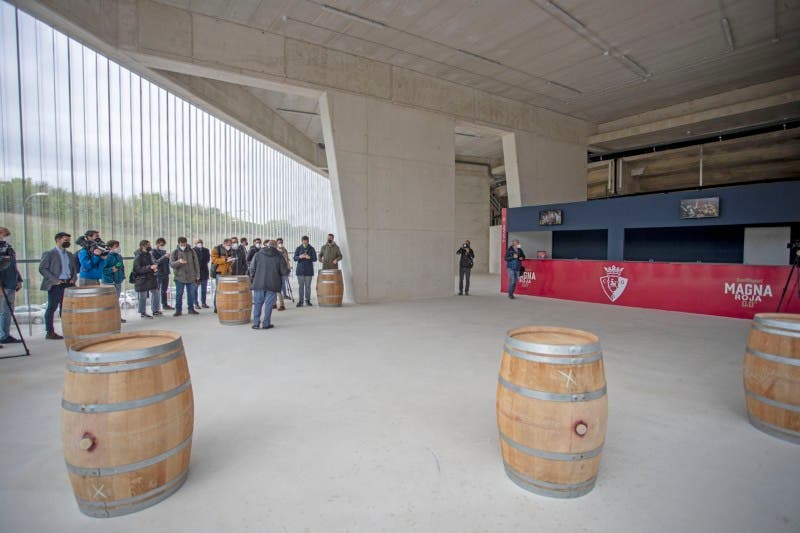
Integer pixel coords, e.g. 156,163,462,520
0,228,345,342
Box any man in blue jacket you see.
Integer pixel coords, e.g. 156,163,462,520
0,227,23,345
293,236,317,307
505,239,526,299
76,230,105,286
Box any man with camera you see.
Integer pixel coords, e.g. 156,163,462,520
76,230,107,287
151,238,174,310
456,240,475,296
0,227,23,346
38,232,77,340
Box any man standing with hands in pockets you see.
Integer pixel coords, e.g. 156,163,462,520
319,234,342,270
170,237,200,316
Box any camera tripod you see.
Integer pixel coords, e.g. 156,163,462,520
776,255,800,313
0,287,31,360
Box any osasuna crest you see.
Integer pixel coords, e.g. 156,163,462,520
600,265,628,302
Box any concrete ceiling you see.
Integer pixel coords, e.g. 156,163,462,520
154,0,800,127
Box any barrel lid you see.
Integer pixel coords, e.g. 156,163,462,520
65,285,117,296
753,313,800,332
218,275,250,282
505,326,601,357
67,330,183,363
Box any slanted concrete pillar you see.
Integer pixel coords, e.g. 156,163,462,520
320,91,455,303
502,130,587,207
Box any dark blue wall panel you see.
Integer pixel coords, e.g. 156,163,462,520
507,181,800,261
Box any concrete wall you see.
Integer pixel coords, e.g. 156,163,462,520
489,225,502,274
503,130,588,208
320,91,455,303
455,163,490,273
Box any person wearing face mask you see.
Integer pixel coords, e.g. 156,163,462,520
100,240,127,323
193,239,211,309
38,231,77,340
505,239,526,300
151,237,173,310
456,239,475,296
229,236,248,276
0,227,23,346
133,240,161,319
293,236,317,307
211,238,236,313
246,238,262,267
170,237,200,317
275,237,292,310
76,229,105,287
319,233,342,271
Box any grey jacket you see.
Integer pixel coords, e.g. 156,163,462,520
249,246,289,292
169,246,200,283
39,247,77,291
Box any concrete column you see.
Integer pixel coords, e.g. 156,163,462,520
320,91,455,303
455,163,491,273
502,130,587,207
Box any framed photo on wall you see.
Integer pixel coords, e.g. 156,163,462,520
680,197,720,219
539,209,563,225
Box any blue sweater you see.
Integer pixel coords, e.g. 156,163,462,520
293,245,317,277
77,248,104,280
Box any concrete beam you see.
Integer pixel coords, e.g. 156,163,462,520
158,71,326,171
591,76,800,148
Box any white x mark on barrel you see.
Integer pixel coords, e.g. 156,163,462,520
92,484,106,499
558,369,577,388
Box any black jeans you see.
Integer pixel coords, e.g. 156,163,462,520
459,267,472,294
157,275,170,306
45,282,69,333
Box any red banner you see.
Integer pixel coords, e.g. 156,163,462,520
500,257,800,319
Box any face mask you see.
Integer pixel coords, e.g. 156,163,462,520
255,243,261,249
1,237,10,246
145,246,152,252
327,239,333,244
180,245,187,250
277,243,283,249
157,245,164,250
224,245,231,251
61,241,71,249
195,243,203,248
111,248,120,254
232,243,239,249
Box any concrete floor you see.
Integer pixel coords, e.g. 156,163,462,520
0,274,797,533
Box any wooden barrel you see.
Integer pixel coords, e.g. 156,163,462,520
743,313,800,444
62,285,121,349
61,331,194,517
496,326,608,498
317,269,343,307
216,275,252,325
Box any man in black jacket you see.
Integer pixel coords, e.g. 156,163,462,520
456,240,475,296
249,240,289,330
193,239,211,309
230,236,248,275
151,237,173,310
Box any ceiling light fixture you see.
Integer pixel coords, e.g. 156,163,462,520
721,17,735,50
318,2,387,29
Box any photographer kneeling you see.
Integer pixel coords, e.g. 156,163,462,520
76,230,107,287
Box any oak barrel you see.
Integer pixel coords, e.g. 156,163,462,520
317,269,343,307
61,330,194,517
496,326,608,498
62,285,121,349
216,275,252,325
743,313,800,444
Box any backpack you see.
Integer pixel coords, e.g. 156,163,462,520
128,270,137,284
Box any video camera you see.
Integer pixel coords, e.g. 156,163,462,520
76,234,109,256
789,240,800,263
